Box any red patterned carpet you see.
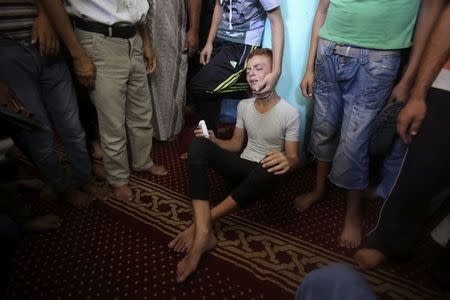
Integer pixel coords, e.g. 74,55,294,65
6,137,446,299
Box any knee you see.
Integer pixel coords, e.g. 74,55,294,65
187,138,212,164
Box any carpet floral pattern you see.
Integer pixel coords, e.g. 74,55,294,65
6,141,444,299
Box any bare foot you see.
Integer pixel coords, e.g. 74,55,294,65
339,216,362,249
169,224,195,253
83,181,108,201
176,229,217,283
92,163,107,180
66,189,93,208
355,248,386,270
293,191,324,212
17,178,45,190
24,214,62,232
91,139,103,159
114,184,133,202
149,164,168,176
40,185,58,202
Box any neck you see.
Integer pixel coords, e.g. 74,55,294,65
255,91,279,103
254,92,280,112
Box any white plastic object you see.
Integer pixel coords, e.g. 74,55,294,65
198,120,210,138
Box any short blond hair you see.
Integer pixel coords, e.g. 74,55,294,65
248,48,273,61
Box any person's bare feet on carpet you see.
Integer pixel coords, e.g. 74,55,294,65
114,184,133,202
169,224,195,253
17,178,45,190
66,189,94,208
148,164,168,176
40,185,58,202
176,228,217,283
293,191,324,212
91,139,103,160
24,214,62,232
339,214,362,248
83,181,109,200
354,248,386,270
92,163,107,180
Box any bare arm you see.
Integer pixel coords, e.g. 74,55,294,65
252,7,284,98
186,0,202,57
32,1,60,57
200,0,223,64
397,3,450,144
267,7,284,78
208,127,245,153
195,126,245,152
38,0,85,60
390,0,446,101
300,0,330,98
205,0,223,48
38,0,96,89
137,24,156,74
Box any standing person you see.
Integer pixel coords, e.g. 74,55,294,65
0,2,105,206
38,0,168,202
170,49,300,283
293,0,443,248
190,0,284,133
146,0,202,141
355,0,450,270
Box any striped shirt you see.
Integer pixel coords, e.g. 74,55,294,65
0,1,37,41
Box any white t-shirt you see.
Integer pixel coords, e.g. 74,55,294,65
217,0,280,46
236,97,300,162
65,0,149,25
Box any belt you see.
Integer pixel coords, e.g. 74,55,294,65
320,38,400,61
72,17,137,39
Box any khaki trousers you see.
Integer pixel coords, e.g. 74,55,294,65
75,29,154,187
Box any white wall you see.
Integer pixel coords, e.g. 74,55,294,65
262,0,319,153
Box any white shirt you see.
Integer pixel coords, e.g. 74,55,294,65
236,98,300,163
65,0,149,25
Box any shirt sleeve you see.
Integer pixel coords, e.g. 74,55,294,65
235,101,245,129
285,109,300,142
260,0,280,12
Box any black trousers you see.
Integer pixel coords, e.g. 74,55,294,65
190,38,255,132
364,88,450,258
187,138,282,208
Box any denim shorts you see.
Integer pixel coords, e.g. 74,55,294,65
308,38,401,190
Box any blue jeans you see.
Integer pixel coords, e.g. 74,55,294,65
0,40,92,191
309,38,401,190
296,263,377,300
376,137,407,200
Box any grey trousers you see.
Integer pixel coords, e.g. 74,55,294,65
75,29,155,187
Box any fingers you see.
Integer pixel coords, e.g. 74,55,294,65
188,44,196,57
409,118,423,139
31,22,38,45
78,72,96,90
199,52,206,65
261,153,289,174
39,28,46,56
397,117,411,144
300,80,313,99
54,39,60,56
75,56,96,89
145,55,155,74
193,128,204,137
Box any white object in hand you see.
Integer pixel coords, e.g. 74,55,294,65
198,120,210,138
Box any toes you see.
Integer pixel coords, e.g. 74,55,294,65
168,240,175,249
